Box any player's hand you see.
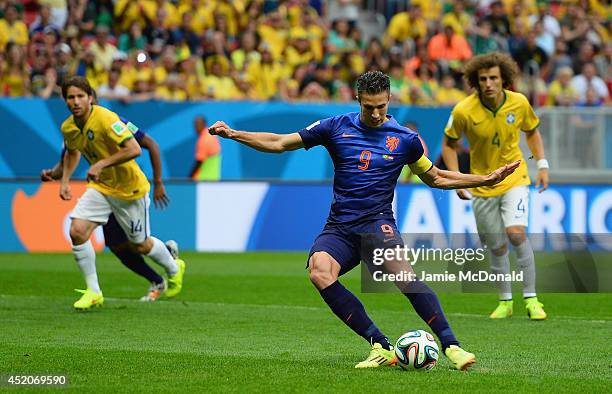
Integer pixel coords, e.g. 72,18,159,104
153,180,170,209
535,168,549,193
455,189,472,200
60,183,72,200
484,160,521,186
40,169,54,182
87,163,103,182
209,121,234,139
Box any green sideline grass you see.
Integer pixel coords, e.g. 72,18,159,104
0,252,611,393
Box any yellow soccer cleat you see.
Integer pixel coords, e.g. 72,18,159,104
73,288,104,311
525,297,547,320
166,259,186,298
489,300,513,319
444,345,476,371
355,343,397,369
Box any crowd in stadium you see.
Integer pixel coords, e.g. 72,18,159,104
0,0,610,106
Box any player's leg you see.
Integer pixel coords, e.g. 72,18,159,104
308,229,395,368
69,188,111,310
361,219,475,370
501,186,546,320
473,195,514,318
103,214,166,301
108,194,185,298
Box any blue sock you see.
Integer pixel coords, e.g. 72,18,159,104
403,279,459,351
113,249,164,285
319,281,391,350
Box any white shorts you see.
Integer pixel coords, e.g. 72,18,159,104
472,186,529,250
70,188,151,243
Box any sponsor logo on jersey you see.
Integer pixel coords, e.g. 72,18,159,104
111,121,126,135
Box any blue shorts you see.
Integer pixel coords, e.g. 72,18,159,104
102,213,129,247
308,216,404,276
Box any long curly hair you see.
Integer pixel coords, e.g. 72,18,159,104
463,52,519,92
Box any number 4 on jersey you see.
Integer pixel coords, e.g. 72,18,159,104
492,132,500,147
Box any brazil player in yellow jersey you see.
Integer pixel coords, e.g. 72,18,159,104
442,52,548,320
59,76,186,310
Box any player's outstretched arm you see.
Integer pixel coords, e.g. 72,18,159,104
419,160,521,190
209,121,304,153
139,134,170,208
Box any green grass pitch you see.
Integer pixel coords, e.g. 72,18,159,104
1,252,611,392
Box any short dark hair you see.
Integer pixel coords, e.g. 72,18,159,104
464,52,519,91
355,71,390,97
61,76,93,99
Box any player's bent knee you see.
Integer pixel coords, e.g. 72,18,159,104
491,243,508,256
69,225,89,245
308,252,339,289
507,228,527,246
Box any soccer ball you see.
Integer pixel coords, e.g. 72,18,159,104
394,329,439,371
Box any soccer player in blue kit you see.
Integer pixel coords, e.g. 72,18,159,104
210,71,520,370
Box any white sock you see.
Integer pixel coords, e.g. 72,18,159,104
490,251,512,300
147,237,178,275
514,239,537,298
72,240,101,293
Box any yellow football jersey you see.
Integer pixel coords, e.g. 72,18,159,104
61,105,150,200
445,90,539,197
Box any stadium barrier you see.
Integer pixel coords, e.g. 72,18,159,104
2,181,610,252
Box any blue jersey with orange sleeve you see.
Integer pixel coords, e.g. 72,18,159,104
298,112,433,224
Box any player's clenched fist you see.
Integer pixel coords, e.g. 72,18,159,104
209,121,234,139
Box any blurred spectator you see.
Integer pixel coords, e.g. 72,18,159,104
231,31,261,74
29,4,60,36
88,25,118,71
436,74,467,106
326,0,360,26
545,66,577,107
144,8,173,59
257,11,288,61
247,46,285,100
384,4,426,48
202,56,240,100
472,19,505,55
191,116,221,181
286,27,316,71
75,48,107,89
544,38,573,82
98,69,130,100
78,0,115,35
118,22,147,53
327,18,357,53
54,43,76,88
485,1,511,38
427,22,472,77
300,62,333,98
570,62,609,104
441,0,473,37
0,5,29,51
1,44,31,96
38,0,67,30
514,30,548,73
